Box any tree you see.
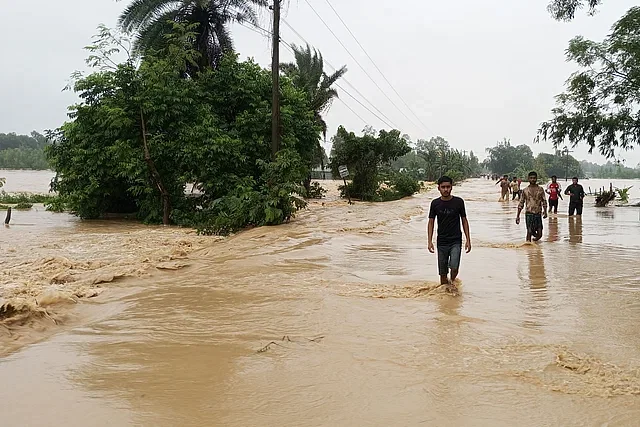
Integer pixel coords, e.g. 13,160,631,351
485,138,534,176
281,44,347,140
538,7,640,158
548,0,602,21
118,0,265,70
47,25,320,234
330,126,412,201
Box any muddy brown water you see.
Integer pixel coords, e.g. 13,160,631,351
2,171,640,426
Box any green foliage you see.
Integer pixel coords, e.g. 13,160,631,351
14,202,33,210
388,172,422,198
186,149,308,235
48,25,319,234
0,132,50,170
485,139,535,176
616,186,633,203
330,126,411,201
0,192,54,204
547,0,602,21
118,0,264,71
391,136,481,182
538,7,640,158
281,43,347,141
581,160,640,178
306,181,327,199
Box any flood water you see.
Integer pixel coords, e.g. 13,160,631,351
2,170,640,426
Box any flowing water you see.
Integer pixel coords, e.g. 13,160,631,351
1,170,640,426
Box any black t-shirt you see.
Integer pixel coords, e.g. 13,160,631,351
565,184,585,203
428,196,467,245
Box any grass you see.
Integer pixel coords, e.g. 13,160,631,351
0,191,54,204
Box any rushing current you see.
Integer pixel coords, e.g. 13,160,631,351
1,170,640,426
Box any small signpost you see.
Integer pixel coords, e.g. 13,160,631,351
338,165,352,205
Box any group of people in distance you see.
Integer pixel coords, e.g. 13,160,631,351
427,174,586,294
516,172,585,242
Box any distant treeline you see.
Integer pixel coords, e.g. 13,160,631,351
580,161,640,179
484,138,640,180
0,132,50,170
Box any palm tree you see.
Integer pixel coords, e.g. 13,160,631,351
118,0,265,70
280,44,347,141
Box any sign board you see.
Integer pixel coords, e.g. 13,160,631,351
338,165,349,178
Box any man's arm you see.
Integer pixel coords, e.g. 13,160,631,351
542,190,548,217
462,217,471,253
580,185,585,200
427,218,435,253
564,185,571,195
516,191,525,223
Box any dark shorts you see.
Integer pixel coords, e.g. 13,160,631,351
569,201,583,216
437,242,462,276
549,199,558,209
525,213,543,234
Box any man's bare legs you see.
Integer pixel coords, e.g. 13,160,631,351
440,271,459,294
532,227,543,241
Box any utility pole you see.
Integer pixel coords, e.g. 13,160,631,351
562,146,573,182
270,0,281,159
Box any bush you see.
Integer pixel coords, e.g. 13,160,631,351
390,172,421,198
306,181,327,199
0,191,54,204
14,202,33,210
338,171,420,202
180,150,308,235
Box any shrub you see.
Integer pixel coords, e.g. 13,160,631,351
306,181,327,199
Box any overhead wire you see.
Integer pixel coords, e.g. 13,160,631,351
320,0,433,134
237,19,394,129
280,18,399,129
301,0,425,133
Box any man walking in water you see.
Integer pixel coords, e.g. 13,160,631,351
565,177,586,216
546,175,563,214
496,175,510,201
510,177,521,200
516,171,548,242
428,176,471,294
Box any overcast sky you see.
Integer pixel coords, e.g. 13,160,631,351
1,0,639,166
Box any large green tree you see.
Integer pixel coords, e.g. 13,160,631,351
117,0,265,70
485,138,534,176
47,25,319,233
538,7,640,158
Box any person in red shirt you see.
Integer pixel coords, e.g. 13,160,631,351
546,175,563,214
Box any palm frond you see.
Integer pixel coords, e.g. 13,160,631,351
119,0,181,32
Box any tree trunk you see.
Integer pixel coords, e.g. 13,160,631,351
140,108,171,225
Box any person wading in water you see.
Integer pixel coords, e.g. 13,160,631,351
546,175,563,214
496,175,510,201
565,177,586,216
516,171,548,242
428,176,471,294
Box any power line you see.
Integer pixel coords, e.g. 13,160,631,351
281,18,399,129
301,0,424,133
320,0,433,134
239,20,397,130
333,82,394,128
336,98,368,125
